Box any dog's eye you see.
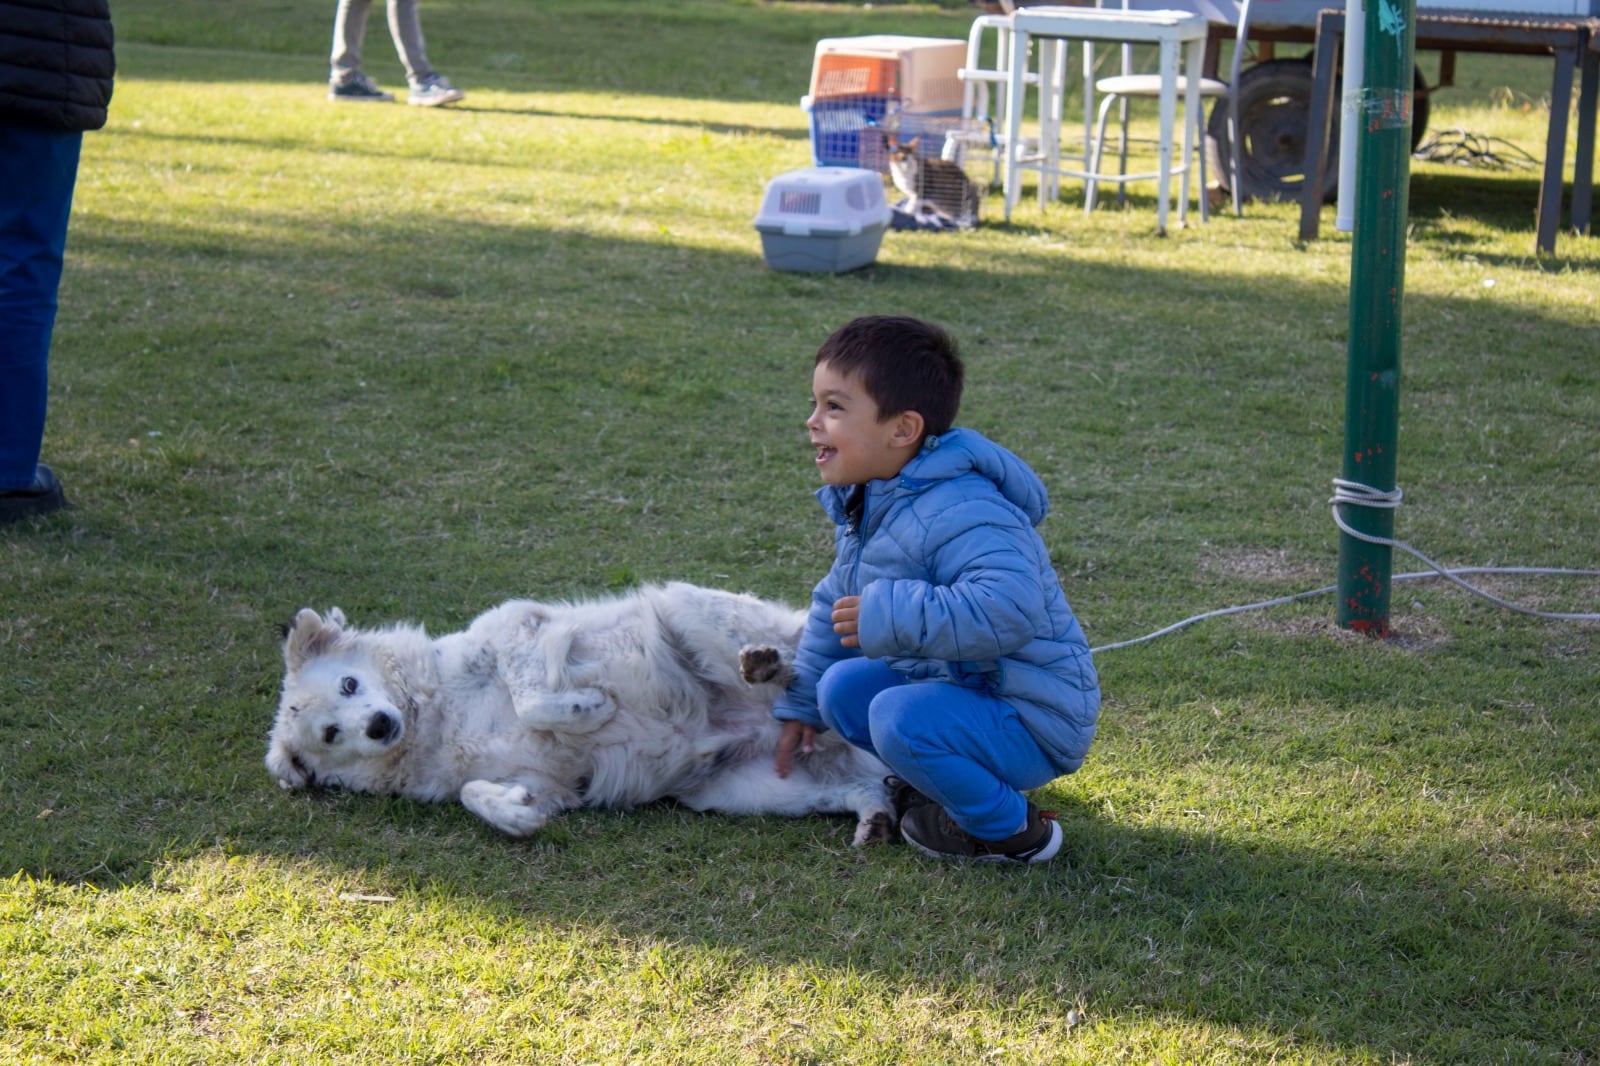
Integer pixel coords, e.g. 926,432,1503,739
322,725,341,745
340,677,358,696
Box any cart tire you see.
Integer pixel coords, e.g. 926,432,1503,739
1209,59,1431,204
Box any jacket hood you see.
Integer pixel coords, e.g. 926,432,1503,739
818,427,1050,527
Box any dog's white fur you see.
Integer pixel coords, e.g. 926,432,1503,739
266,582,894,845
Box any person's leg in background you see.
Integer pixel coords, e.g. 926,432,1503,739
387,0,464,107
0,125,80,522
385,0,433,85
329,0,395,101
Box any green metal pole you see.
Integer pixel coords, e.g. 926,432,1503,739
1336,0,1415,636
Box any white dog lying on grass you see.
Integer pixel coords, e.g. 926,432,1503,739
266,582,896,845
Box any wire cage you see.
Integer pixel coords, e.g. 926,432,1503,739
802,34,968,173
857,107,990,231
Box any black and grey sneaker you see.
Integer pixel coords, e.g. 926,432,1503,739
329,74,394,103
900,801,1062,864
0,463,67,525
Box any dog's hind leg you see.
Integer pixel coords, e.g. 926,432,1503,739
854,806,897,846
673,761,894,847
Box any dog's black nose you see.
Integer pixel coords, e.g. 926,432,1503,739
366,713,399,742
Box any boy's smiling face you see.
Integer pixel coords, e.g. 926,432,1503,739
807,361,923,487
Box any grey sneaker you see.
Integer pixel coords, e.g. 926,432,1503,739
408,75,464,107
329,74,394,103
900,802,1062,864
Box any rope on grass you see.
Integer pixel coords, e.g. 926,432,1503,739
1088,479,1600,653
1330,478,1600,623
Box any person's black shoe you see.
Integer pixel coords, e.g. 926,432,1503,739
0,464,68,524
900,801,1063,864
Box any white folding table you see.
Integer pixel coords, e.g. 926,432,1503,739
1002,5,1212,234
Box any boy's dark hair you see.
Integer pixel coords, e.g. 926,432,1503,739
815,315,964,437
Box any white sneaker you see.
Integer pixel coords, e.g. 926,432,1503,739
408,75,464,107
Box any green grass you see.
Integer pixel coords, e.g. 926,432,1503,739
3,1,1597,1062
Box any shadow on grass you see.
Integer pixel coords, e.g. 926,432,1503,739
9,750,1584,1060
1406,170,1600,269
153,790,1600,1060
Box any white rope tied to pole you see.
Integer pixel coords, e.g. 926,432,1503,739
1330,478,1600,623
1087,480,1600,653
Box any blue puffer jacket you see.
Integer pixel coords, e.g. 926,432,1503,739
773,428,1100,773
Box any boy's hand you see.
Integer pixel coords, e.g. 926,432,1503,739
774,720,816,778
831,595,861,648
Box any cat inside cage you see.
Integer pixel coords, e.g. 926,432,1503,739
861,123,985,231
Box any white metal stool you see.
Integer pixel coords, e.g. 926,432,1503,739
954,12,1038,186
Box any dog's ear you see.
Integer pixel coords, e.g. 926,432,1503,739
284,607,344,671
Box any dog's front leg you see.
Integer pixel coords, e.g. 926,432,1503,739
460,779,574,837
739,644,795,687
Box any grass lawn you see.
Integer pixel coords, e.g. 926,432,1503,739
2,1,1597,1062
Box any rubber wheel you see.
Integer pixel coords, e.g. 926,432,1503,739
1209,59,1431,204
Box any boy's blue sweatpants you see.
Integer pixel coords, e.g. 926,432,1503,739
0,126,81,489
817,657,1059,841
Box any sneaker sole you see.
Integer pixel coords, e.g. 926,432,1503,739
408,93,464,107
1021,818,1064,863
328,95,394,103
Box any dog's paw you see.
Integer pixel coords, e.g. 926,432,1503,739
739,644,792,686
853,809,898,847
563,688,611,716
460,780,552,837
509,686,615,734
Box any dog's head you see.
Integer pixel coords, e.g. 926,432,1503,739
266,608,410,793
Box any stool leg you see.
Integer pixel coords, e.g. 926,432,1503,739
1116,95,1131,208
1081,41,1095,174
1116,41,1133,208
1003,26,1029,220
1182,36,1202,225
1156,37,1178,236
1087,90,1119,214
1041,39,1066,206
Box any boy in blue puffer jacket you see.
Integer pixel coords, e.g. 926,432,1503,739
773,315,1099,864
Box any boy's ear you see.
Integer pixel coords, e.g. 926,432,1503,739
888,410,925,448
